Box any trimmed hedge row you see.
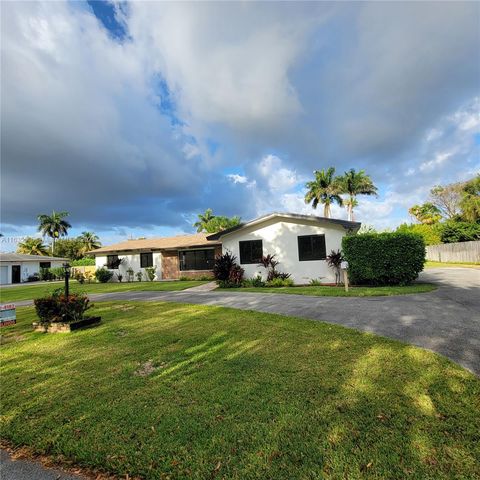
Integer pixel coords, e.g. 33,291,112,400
342,232,426,286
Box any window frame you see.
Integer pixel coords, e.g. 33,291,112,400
106,254,119,269
178,249,215,271
39,261,51,270
239,239,263,264
297,234,327,262
140,252,153,268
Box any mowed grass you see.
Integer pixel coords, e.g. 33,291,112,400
1,304,479,480
425,261,480,269
0,280,208,303
241,283,436,297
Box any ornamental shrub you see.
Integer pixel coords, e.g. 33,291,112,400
396,223,442,246
342,232,425,286
95,267,113,283
34,289,91,323
145,267,156,281
439,221,480,243
213,251,237,282
71,258,95,266
266,278,294,288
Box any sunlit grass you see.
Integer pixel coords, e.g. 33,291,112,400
425,261,480,269
0,280,208,303
1,303,479,479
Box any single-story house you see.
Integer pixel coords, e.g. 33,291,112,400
90,233,222,281
90,213,360,284
207,212,360,284
0,253,68,285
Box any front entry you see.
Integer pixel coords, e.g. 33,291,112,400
11,265,21,284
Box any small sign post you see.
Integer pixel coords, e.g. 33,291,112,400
340,261,349,293
0,304,16,327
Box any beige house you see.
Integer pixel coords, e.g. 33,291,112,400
90,233,221,281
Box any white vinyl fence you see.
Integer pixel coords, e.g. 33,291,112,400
426,241,480,263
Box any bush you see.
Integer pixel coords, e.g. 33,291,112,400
136,271,143,282
213,252,238,282
145,267,156,281
326,250,344,285
34,290,91,323
95,268,113,283
74,272,86,284
228,264,244,286
49,267,65,280
309,278,324,286
243,275,266,288
342,232,425,286
258,254,291,282
439,221,480,243
266,278,294,288
396,223,442,246
126,268,134,282
71,258,95,266
39,268,53,281
27,274,40,282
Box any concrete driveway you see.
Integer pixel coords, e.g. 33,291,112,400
16,267,479,375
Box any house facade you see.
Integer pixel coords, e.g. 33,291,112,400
91,233,221,281
0,253,68,285
207,213,361,284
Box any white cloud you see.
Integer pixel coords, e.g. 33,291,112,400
227,174,248,184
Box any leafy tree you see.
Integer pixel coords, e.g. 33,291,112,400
52,238,85,261
429,182,463,219
339,169,377,221
408,202,442,225
396,223,442,246
194,209,241,233
37,210,71,253
459,175,480,222
78,231,101,253
17,237,49,256
304,167,343,218
439,221,480,243
194,209,215,233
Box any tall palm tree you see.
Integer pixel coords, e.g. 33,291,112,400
17,237,49,256
78,231,101,253
340,169,378,221
194,209,216,233
37,210,71,253
304,167,343,218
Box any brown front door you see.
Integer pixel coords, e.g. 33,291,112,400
12,265,21,283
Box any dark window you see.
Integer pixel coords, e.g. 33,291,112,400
298,235,326,261
39,262,51,269
239,240,263,264
140,252,153,268
106,254,119,269
179,249,215,271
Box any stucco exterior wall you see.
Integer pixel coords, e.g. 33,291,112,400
221,218,347,284
0,260,65,285
95,251,162,281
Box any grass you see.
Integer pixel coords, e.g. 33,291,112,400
425,261,480,269
0,280,208,303
240,283,437,297
1,302,479,479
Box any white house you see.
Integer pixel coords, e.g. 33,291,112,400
207,212,361,284
0,253,68,285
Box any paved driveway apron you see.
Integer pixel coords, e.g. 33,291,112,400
17,268,479,375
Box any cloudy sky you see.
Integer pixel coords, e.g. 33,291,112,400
1,1,479,249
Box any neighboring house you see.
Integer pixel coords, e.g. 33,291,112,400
90,233,221,281
207,212,361,284
0,253,68,285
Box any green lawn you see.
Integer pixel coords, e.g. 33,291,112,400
1,303,479,479
240,283,436,297
0,280,208,303
425,261,480,269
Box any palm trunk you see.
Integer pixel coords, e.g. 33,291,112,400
51,237,55,255
324,203,331,218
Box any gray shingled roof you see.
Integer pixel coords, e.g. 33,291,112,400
0,253,69,262
206,212,361,240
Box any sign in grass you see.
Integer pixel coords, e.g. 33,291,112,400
0,304,16,327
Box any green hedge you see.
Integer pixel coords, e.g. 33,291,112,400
342,232,425,286
71,257,95,266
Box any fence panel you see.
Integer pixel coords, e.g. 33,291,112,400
425,241,480,263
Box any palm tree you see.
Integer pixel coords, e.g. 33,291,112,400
37,210,71,253
78,231,101,253
194,209,216,233
17,237,49,256
304,167,343,218
340,169,378,221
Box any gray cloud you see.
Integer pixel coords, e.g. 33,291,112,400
1,1,478,234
